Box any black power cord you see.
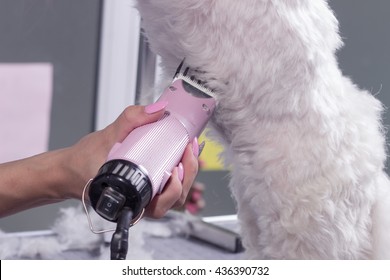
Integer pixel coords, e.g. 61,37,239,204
110,207,133,260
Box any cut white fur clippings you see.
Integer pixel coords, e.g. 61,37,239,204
0,206,185,259
135,0,390,259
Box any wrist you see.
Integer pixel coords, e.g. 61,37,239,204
54,147,91,200
32,148,75,201
27,148,87,201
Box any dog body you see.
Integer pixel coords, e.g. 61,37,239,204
135,0,390,259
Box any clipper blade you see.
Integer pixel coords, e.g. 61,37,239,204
173,59,215,99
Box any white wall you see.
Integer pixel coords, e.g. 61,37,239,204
95,0,141,130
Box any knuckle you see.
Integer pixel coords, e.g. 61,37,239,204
123,106,141,123
152,208,166,219
177,196,186,207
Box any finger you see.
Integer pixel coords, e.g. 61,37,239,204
145,142,199,218
191,181,205,192
185,199,206,214
180,141,200,199
144,167,182,218
106,102,167,143
169,144,199,210
189,189,203,202
185,186,206,214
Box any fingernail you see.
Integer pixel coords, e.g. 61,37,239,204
198,141,206,157
192,137,199,157
144,100,168,114
191,190,202,201
186,203,199,215
178,163,184,182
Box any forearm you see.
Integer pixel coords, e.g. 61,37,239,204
0,148,79,218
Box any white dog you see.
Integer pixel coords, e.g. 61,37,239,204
135,0,390,259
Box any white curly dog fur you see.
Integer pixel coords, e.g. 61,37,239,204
135,0,390,259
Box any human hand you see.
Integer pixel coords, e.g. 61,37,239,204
182,181,206,215
66,102,199,219
176,158,207,215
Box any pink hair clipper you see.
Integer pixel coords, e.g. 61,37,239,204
88,61,216,226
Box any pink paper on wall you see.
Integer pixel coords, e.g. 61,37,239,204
0,63,53,163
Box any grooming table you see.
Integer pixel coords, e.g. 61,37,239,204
144,215,244,259
0,214,244,260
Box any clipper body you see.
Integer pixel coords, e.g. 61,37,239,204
89,68,216,223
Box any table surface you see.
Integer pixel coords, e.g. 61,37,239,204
0,214,245,260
